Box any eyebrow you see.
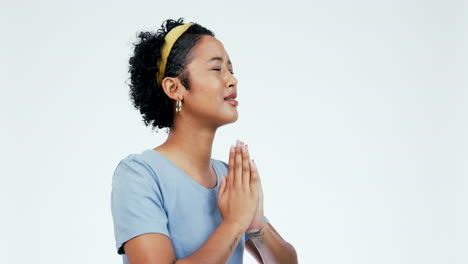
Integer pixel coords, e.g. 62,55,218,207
207,56,232,65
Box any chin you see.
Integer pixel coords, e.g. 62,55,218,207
225,113,239,124
229,110,239,122
216,111,238,127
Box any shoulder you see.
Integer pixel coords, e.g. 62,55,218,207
112,150,160,187
111,151,166,210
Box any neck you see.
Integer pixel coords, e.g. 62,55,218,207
155,114,218,181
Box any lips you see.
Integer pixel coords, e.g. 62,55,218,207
224,92,237,100
225,99,238,106
224,91,238,106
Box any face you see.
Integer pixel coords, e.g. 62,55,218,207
180,35,238,128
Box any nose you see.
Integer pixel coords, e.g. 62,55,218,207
226,72,237,89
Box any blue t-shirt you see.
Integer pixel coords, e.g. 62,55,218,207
111,149,269,264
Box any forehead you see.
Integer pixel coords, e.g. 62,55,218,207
189,35,230,63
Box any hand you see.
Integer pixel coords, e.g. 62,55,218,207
245,153,265,233
217,140,260,232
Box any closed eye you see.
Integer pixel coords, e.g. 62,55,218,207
212,68,235,74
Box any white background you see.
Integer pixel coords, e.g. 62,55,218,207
1,0,466,263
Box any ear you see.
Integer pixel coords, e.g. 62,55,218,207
161,76,185,101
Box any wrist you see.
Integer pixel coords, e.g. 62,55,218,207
246,223,267,240
222,220,248,233
246,219,267,234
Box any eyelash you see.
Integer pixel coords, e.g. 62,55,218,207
213,68,235,75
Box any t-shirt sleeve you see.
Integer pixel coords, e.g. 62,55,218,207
111,157,170,255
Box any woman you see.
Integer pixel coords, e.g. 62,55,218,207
111,18,298,264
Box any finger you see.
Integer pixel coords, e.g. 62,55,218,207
252,159,263,195
234,140,243,186
252,159,261,183
249,159,260,191
242,143,251,188
227,145,235,186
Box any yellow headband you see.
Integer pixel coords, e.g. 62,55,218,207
156,23,193,87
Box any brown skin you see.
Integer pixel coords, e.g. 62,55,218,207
123,35,297,263
154,35,238,190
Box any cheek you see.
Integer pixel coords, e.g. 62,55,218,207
191,78,223,101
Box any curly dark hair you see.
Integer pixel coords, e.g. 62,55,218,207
127,17,215,132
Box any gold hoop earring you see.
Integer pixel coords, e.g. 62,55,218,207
176,99,182,113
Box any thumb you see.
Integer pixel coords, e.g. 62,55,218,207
218,175,227,200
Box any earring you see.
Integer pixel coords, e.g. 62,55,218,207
176,99,182,113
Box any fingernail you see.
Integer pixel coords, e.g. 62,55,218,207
230,145,235,152
245,144,248,151
252,159,256,168
242,144,246,153
236,139,241,147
